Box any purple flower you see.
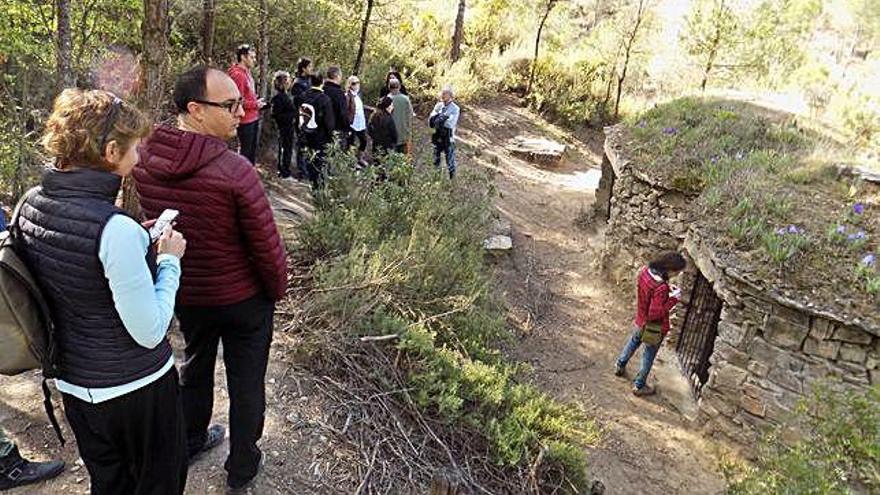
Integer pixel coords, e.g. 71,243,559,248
787,224,801,234
710,156,719,164
775,227,787,235
835,224,846,234
637,120,647,128
853,203,866,215
861,253,876,267
662,127,678,135
848,230,867,241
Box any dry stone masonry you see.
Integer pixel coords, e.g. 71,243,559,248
596,125,879,446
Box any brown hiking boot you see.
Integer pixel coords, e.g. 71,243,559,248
632,384,656,397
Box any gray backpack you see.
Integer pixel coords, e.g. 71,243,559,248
0,187,65,444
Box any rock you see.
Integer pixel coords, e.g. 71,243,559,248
747,360,770,378
809,318,836,340
839,343,868,364
764,316,808,350
740,393,766,417
506,136,566,167
831,326,872,345
803,337,840,360
713,363,748,390
483,235,512,252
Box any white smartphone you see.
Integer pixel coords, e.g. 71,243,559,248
149,209,179,242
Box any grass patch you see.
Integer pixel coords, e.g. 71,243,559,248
294,150,597,493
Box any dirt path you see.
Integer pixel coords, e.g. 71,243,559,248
454,96,727,494
0,96,726,494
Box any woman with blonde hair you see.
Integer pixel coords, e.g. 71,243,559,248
16,89,188,494
345,74,368,165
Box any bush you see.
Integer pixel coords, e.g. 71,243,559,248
294,153,597,492
725,385,880,494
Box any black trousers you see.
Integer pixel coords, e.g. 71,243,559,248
176,295,275,485
62,368,187,495
237,121,260,164
302,145,327,189
347,129,367,153
277,124,294,177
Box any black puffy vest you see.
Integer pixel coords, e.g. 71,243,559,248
17,168,172,388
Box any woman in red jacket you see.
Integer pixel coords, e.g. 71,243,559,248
614,252,686,396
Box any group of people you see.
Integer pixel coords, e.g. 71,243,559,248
263,50,460,184
2,63,287,494
0,43,683,495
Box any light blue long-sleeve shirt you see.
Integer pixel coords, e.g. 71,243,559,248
430,101,460,140
55,214,181,403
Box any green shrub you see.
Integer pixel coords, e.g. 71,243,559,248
725,385,880,494
296,154,597,492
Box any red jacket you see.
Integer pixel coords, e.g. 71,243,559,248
633,266,679,335
134,125,288,306
227,64,260,124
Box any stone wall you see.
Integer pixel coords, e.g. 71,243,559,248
599,125,880,446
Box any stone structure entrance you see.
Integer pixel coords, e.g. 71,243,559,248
676,273,723,397
597,124,880,446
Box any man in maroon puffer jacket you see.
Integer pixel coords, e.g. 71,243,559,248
133,66,287,491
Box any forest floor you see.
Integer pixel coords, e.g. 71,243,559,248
0,95,728,494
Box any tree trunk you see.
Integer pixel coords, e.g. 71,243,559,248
700,0,725,92
526,0,557,96
451,0,466,62
614,0,647,119
56,0,75,89
129,0,170,216
141,0,169,119
352,0,374,75
258,0,269,99
201,0,215,65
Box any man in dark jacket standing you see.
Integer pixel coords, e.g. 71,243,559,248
299,73,335,187
322,66,348,141
134,66,288,492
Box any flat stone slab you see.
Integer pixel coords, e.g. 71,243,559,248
507,136,566,167
483,235,512,252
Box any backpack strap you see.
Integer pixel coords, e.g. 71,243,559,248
8,187,65,446
41,379,65,446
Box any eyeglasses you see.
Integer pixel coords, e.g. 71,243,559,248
193,98,243,114
99,96,123,156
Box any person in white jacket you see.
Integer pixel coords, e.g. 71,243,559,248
429,86,460,178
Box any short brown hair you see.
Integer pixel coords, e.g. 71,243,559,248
41,89,150,171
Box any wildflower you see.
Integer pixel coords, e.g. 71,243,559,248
637,120,647,128
835,224,846,234
710,156,719,164
847,230,867,241
662,127,677,135
775,227,787,235
861,253,876,267
853,202,866,215
735,151,744,160
787,225,801,234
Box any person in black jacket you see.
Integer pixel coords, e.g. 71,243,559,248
322,66,348,141
368,96,398,159
292,57,313,179
380,66,408,97
271,71,296,180
298,73,335,187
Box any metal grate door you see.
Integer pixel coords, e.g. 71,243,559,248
675,272,723,397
